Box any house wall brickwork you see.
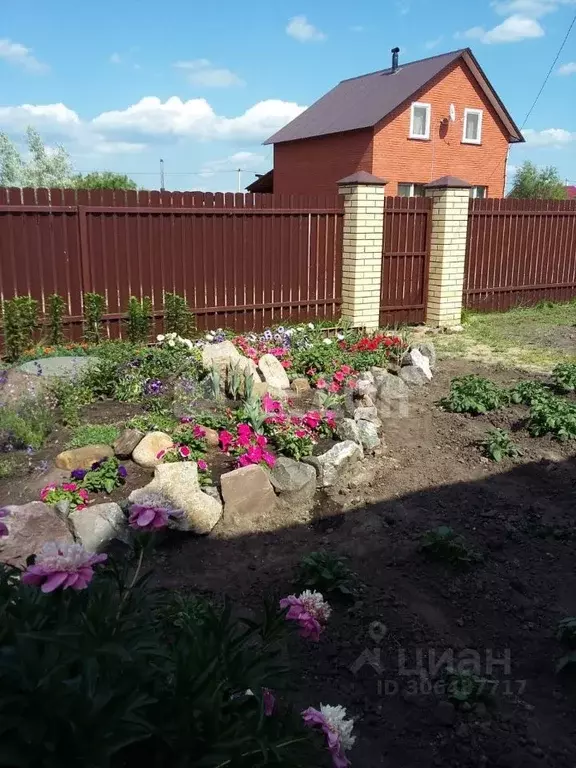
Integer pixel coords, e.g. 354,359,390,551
272,60,510,197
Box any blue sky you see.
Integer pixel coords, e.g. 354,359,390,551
1,0,575,190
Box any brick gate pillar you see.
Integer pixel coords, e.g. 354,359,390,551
337,172,387,330
424,176,471,328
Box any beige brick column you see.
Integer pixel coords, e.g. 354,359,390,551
424,176,471,328
337,172,387,330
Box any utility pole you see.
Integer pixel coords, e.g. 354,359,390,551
160,158,165,191
237,168,242,193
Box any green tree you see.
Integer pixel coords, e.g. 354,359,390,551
0,127,74,187
73,171,137,190
509,161,567,200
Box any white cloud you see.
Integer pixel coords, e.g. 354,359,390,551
0,38,48,73
523,127,576,146
558,62,576,75
425,36,443,49
174,59,244,88
92,97,306,141
0,103,80,132
109,52,122,64
462,14,544,43
286,16,326,43
92,140,147,154
492,0,576,17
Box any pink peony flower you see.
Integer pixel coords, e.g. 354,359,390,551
22,541,107,593
279,590,331,641
316,378,327,390
219,430,233,452
263,688,275,716
302,704,356,768
128,504,169,531
197,459,208,472
179,444,191,458
0,508,9,538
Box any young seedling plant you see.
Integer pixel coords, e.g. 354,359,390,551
440,375,507,415
419,526,483,569
552,363,576,393
481,429,522,463
296,551,357,597
528,397,576,441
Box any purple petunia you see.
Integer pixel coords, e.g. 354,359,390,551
70,468,87,481
118,465,128,479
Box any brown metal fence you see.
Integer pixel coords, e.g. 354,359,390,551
0,187,343,338
465,198,576,311
380,196,432,326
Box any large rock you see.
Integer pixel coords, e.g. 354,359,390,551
113,429,144,457
70,502,126,552
132,432,173,468
417,342,437,370
307,440,363,488
408,348,432,381
258,354,290,390
221,465,277,529
270,457,317,493
356,420,381,452
375,374,410,418
129,463,222,534
252,381,289,400
336,418,361,445
354,406,381,426
399,365,429,387
55,444,114,471
0,502,73,566
291,377,311,394
355,379,377,402
202,341,240,378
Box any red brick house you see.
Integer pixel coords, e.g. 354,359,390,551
249,48,523,198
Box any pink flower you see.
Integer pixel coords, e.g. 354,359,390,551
340,364,352,375
219,430,233,452
328,382,340,394
0,508,10,538
193,425,206,439
237,453,251,467
281,359,292,369
180,416,192,424
333,371,345,383
156,449,167,460
256,434,268,448
197,459,208,472
179,444,191,458
316,378,327,390
290,415,302,425
40,483,57,501
61,482,78,492
128,504,169,531
237,423,253,438
279,590,331,641
302,705,356,768
262,450,276,468
346,378,357,389
246,347,257,359
295,429,308,439
263,688,275,716
303,411,322,430
22,541,107,593
262,393,282,413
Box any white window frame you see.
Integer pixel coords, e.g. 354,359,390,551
398,182,426,198
409,102,431,140
470,185,487,199
462,108,483,145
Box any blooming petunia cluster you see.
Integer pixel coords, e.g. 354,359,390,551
40,482,89,510
219,424,276,469
302,704,356,768
279,590,331,641
22,541,107,593
157,332,194,350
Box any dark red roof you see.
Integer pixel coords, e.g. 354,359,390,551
246,170,273,193
265,48,523,146
566,186,576,199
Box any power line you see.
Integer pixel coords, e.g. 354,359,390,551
72,169,262,176
520,10,576,128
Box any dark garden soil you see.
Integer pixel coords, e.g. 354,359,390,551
150,359,576,768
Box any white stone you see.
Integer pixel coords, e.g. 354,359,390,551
132,432,174,468
313,440,364,488
258,354,290,389
129,462,223,535
70,503,126,552
409,348,433,380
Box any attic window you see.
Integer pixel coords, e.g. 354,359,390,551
463,108,483,145
409,102,431,140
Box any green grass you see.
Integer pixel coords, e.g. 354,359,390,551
65,423,121,449
431,301,576,371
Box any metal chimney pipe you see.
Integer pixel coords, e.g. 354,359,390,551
391,47,400,73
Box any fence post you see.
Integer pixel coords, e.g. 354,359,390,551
337,172,387,330
424,176,471,328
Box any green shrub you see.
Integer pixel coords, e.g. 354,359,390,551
0,559,325,767
82,292,107,343
509,380,553,406
126,296,153,344
163,291,195,338
0,394,55,450
296,551,356,597
528,397,576,441
419,526,482,568
439,375,507,415
2,296,38,360
50,378,95,427
552,363,576,393
481,428,522,462
66,423,120,449
47,293,66,346
126,411,179,434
